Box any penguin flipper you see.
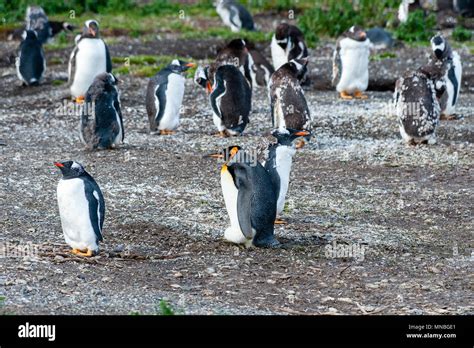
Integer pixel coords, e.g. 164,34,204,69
83,178,105,243
105,43,112,73
113,94,124,141
154,81,168,128
68,45,78,84
210,74,225,119
232,164,254,240
332,43,341,87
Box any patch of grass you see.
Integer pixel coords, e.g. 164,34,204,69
182,27,271,43
113,54,197,78
452,26,472,42
51,79,66,86
48,57,63,65
370,52,397,61
0,296,6,315
393,10,436,42
156,299,175,315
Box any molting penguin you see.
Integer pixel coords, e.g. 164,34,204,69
215,0,255,32
264,129,310,224
216,146,279,248
209,64,252,137
429,35,462,120
80,73,124,150
146,59,195,134
394,66,443,145
25,6,73,44
332,25,371,99
246,42,274,88
16,30,45,86
269,58,311,147
54,161,105,257
69,20,112,102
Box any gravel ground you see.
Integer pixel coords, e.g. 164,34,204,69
0,34,473,315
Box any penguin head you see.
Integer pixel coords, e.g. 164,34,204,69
194,65,209,89
282,58,308,80
22,30,38,42
54,161,86,179
272,128,311,147
169,59,196,74
431,35,446,60
83,20,100,38
344,26,367,42
275,23,290,48
227,39,248,52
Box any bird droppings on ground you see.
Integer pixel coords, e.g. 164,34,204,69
0,33,473,315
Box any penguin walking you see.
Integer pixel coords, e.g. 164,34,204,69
247,43,274,88
54,161,105,257
394,65,444,145
332,26,370,99
80,73,124,150
215,146,279,248
269,59,311,147
16,30,45,86
209,64,251,137
69,20,112,103
215,0,255,32
146,60,195,134
429,35,462,120
264,129,310,224
25,6,73,44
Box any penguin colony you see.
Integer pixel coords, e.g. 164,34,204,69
12,3,464,254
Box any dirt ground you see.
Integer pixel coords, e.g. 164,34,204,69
0,28,473,315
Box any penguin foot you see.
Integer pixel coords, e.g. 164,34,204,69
407,139,417,147
159,129,176,135
75,96,85,104
354,91,368,99
274,218,287,225
215,131,228,138
295,139,306,149
440,114,460,121
339,91,353,100
71,248,93,257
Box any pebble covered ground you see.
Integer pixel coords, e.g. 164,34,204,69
0,32,473,315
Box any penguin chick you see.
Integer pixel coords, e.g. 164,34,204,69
215,0,255,32
264,128,311,224
394,67,442,146
269,58,311,137
210,64,252,137
146,59,195,134
332,25,370,100
69,20,112,102
429,34,462,120
16,30,45,86
80,73,124,150
218,146,279,248
54,161,105,257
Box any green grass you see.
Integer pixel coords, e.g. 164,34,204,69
155,300,176,315
370,52,397,61
113,54,197,78
182,26,271,43
452,26,472,42
393,10,436,42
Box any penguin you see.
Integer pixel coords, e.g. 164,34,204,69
366,27,395,50
429,35,463,120
209,64,252,137
69,20,112,102
54,161,105,257
269,58,311,147
25,6,74,44
247,43,274,88
263,128,310,224
215,0,255,32
80,73,124,150
194,65,210,89
394,65,444,145
16,30,45,86
216,146,279,248
332,25,371,100
146,59,195,134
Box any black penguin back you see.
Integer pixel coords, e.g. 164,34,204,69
18,31,44,85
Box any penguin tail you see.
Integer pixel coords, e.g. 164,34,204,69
29,78,39,86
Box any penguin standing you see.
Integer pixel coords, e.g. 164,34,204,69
25,6,73,44
80,73,124,150
429,35,462,120
54,161,104,257
269,58,311,147
271,23,308,71
332,26,370,99
216,146,279,248
247,43,274,88
16,30,45,86
209,64,252,137
394,65,444,145
215,0,255,32
264,129,310,224
69,20,112,102
146,59,195,134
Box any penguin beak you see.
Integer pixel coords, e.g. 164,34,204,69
54,162,64,168
185,62,196,68
88,27,96,37
358,31,366,40
206,81,213,94
203,152,224,159
294,130,310,136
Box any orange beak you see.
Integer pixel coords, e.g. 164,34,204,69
54,162,64,168
295,130,310,136
88,28,96,37
186,62,196,67
206,81,213,94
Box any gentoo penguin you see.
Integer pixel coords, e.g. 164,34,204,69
69,20,112,102
209,64,252,137
215,0,255,32
271,23,308,70
16,30,45,86
217,146,279,248
366,27,395,50
332,25,371,99
269,58,311,147
80,73,124,150
429,35,463,120
246,42,274,88
146,59,195,134
54,161,104,257
25,6,74,44
394,65,444,145
264,129,310,224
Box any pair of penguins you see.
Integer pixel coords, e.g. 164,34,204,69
395,35,462,145
53,127,309,256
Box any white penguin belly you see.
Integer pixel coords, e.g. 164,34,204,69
273,88,286,129
217,6,240,32
71,39,107,97
271,36,288,71
112,95,123,145
275,146,295,215
337,38,370,93
221,168,247,245
57,178,98,251
158,74,185,130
